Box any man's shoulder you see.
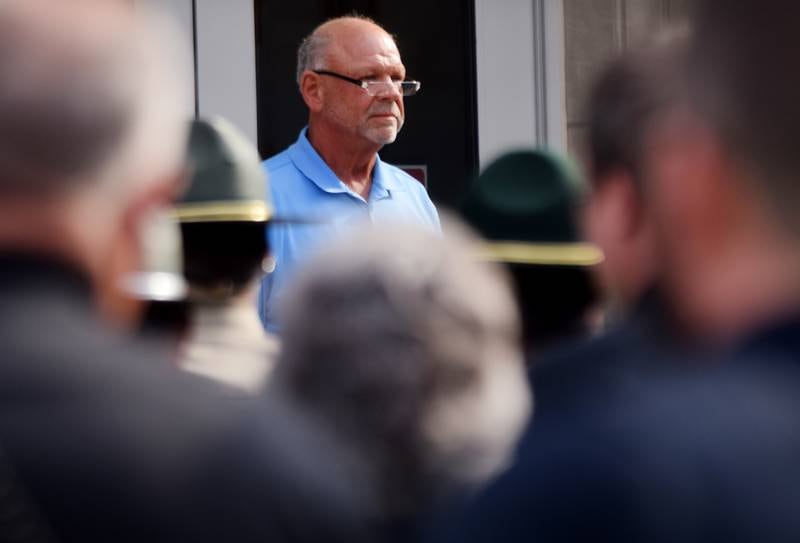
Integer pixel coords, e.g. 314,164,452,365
263,147,312,201
534,324,635,379
446,362,800,543
263,147,296,177
529,320,655,415
0,315,362,541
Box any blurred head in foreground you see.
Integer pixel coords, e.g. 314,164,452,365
272,220,531,522
645,0,800,343
0,0,190,326
175,117,277,392
460,150,601,353
583,33,686,313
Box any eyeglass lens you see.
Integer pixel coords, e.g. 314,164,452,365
365,80,420,97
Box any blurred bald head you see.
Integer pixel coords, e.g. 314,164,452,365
0,0,189,197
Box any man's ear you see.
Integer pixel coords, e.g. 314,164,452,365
587,171,642,242
300,70,324,113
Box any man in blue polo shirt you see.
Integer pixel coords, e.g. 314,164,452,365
259,15,440,331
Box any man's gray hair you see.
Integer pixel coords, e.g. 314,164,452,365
295,14,386,86
587,28,688,186
0,0,190,197
296,31,330,86
272,219,531,518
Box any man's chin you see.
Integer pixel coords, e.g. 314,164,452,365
365,127,399,146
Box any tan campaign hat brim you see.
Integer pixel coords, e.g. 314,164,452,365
476,241,604,266
173,200,273,223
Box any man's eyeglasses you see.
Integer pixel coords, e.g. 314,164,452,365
313,70,421,97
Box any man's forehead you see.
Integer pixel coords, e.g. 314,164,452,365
321,21,403,69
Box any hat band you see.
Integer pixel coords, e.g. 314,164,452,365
174,200,273,223
477,241,604,266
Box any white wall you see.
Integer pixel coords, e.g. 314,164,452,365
543,0,567,152
194,0,258,144
140,0,196,115
474,0,537,167
474,0,566,167
149,0,567,167
141,0,258,145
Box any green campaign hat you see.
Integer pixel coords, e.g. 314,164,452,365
460,149,603,267
176,117,272,224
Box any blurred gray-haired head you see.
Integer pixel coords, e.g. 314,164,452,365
273,219,531,517
0,0,193,329
0,0,190,199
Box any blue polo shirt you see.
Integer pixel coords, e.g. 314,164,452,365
258,127,440,331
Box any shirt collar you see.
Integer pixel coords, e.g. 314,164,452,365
288,127,405,198
288,127,347,194
372,154,405,194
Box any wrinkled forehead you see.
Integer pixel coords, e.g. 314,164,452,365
325,28,403,72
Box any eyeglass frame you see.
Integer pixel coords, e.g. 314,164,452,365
312,70,421,97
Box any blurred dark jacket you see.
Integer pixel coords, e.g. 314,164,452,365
0,253,366,543
530,288,676,415
441,307,800,543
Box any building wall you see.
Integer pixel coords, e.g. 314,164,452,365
145,0,693,171
474,0,567,167
194,0,258,145
474,0,538,166
156,0,196,115
563,0,692,157
137,0,258,144
472,0,693,166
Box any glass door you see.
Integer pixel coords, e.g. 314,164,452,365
254,0,479,208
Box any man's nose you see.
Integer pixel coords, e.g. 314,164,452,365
373,81,402,99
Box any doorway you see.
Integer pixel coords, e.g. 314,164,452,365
253,1,479,208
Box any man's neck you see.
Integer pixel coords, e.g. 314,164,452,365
674,233,800,347
0,199,89,278
307,121,381,200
